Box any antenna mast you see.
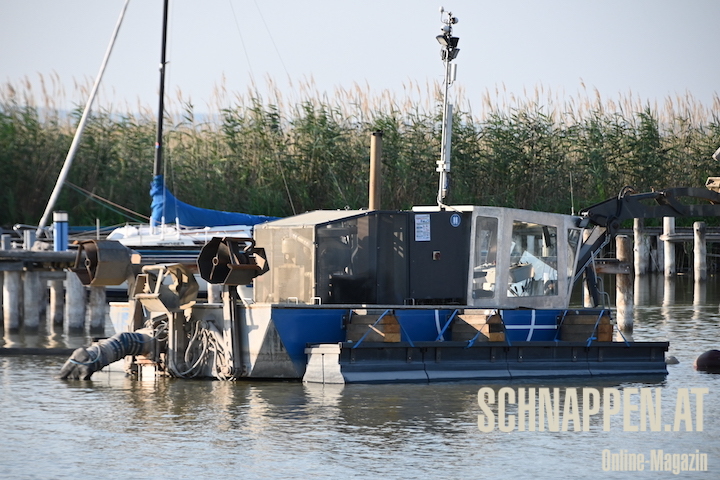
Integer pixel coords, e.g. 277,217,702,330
435,7,460,207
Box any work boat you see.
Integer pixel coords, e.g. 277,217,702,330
60,198,677,383
244,205,665,383
59,8,682,383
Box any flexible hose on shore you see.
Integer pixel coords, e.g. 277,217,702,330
58,331,155,380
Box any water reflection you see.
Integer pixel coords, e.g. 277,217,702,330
1,309,116,349
2,346,720,479
3,272,720,480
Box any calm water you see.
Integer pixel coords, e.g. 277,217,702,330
2,275,720,479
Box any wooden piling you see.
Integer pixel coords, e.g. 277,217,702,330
693,221,707,281
633,218,649,275
615,235,633,332
22,271,42,329
663,217,675,276
3,271,21,331
65,272,86,330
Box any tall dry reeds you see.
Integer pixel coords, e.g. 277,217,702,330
1,77,719,227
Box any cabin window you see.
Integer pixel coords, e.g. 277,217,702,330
472,216,498,299
508,221,558,297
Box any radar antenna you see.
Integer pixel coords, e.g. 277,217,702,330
435,7,460,206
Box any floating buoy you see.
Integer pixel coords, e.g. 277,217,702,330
666,355,679,365
694,350,720,373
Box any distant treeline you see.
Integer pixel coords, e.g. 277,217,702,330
1,79,719,228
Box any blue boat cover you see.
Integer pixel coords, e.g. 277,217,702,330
150,175,279,227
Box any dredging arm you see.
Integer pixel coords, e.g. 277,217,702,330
577,184,720,306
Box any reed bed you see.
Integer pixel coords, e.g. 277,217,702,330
1,77,719,227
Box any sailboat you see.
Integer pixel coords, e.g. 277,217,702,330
35,0,276,249
106,176,277,247
107,0,277,248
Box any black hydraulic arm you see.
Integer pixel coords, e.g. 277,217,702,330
581,187,720,236
575,186,720,306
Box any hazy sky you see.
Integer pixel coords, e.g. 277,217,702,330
1,0,718,115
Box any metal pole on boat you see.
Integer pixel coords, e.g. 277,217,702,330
36,0,130,237
369,131,383,210
154,0,169,178
151,0,170,234
435,7,460,207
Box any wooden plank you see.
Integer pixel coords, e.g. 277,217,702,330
346,313,401,342
561,324,613,335
383,324,401,334
562,314,612,325
564,332,612,342
592,261,632,274
487,332,506,342
659,233,720,242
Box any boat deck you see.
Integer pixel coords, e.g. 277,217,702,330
304,340,669,384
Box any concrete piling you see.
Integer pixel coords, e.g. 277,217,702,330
3,271,21,331
65,272,86,330
654,234,664,273
663,217,676,276
633,218,649,275
663,276,675,308
88,286,106,331
22,271,42,329
693,221,707,281
49,279,65,326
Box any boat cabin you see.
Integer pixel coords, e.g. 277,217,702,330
253,206,582,309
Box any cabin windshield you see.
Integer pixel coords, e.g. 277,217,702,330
508,221,558,297
467,206,581,309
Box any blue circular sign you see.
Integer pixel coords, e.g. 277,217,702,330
450,213,461,227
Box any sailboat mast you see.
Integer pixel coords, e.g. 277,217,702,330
35,0,130,236
435,7,459,206
153,0,169,177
